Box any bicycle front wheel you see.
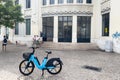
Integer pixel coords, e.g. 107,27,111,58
19,60,34,76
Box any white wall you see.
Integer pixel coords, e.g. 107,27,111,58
110,0,120,37
91,0,102,43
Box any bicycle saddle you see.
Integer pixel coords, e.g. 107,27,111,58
45,50,52,54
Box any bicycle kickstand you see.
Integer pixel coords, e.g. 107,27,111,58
40,70,45,79
41,70,44,76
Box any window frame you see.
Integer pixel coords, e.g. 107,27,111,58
67,0,73,3
58,0,64,4
43,0,47,5
86,0,92,3
15,22,19,35
26,0,31,8
77,0,83,3
26,19,31,35
102,13,109,36
50,0,55,4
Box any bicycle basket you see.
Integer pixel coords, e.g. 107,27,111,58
23,53,32,60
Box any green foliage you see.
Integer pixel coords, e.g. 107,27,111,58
0,0,24,28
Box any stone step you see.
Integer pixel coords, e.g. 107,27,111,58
40,42,99,50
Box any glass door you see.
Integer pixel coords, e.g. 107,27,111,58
77,16,91,42
42,17,54,41
58,16,72,42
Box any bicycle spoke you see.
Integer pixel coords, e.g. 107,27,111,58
28,66,33,67
21,67,26,68
53,68,57,72
23,69,27,73
26,68,30,73
55,66,60,69
23,62,27,66
50,69,54,72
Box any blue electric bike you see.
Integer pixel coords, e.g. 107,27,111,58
19,47,63,76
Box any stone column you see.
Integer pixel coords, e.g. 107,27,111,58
72,15,77,43
1,26,6,36
55,0,58,5
64,0,67,4
74,0,77,4
53,16,58,43
47,0,50,5
83,0,86,4
9,28,14,42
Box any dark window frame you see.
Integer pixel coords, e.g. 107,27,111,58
58,0,64,4
42,17,54,41
86,0,92,3
26,19,31,35
58,16,72,42
102,13,110,36
77,16,91,42
77,0,83,3
67,0,73,3
50,0,55,4
43,0,47,5
15,22,19,35
26,0,31,8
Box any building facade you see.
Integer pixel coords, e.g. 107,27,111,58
0,0,119,44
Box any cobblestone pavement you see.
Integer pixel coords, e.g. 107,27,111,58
0,43,120,80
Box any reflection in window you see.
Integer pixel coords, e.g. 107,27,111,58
50,0,55,4
43,0,47,5
67,0,73,3
58,0,64,4
102,13,109,36
26,0,31,8
26,19,31,35
77,0,83,3
86,0,92,3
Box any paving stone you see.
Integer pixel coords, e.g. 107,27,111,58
0,42,120,80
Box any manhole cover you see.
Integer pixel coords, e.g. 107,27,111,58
82,65,102,72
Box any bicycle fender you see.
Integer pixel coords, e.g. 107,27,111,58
46,58,63,67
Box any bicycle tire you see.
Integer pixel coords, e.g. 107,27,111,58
47,60,62,75
19,60,34,76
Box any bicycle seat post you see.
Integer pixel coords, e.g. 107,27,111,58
32,47,35,53
46,53,49,58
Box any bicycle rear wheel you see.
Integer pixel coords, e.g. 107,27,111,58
47,60,62,75
19,60,34,76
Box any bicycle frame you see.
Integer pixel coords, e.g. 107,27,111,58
29,54,54,70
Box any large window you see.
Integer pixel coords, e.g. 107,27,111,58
26,0,31,8
42,17,54,41
15,22,19,35
86,0,92,3
77,0,83,3
50,0,55,4
43,0,47,5
77,16,91,42
26,19,31,35
102,13,109,36
58,16,72,42
58,0,64,4
67,0,73,3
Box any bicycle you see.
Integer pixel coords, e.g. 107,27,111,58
19,47,63,76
